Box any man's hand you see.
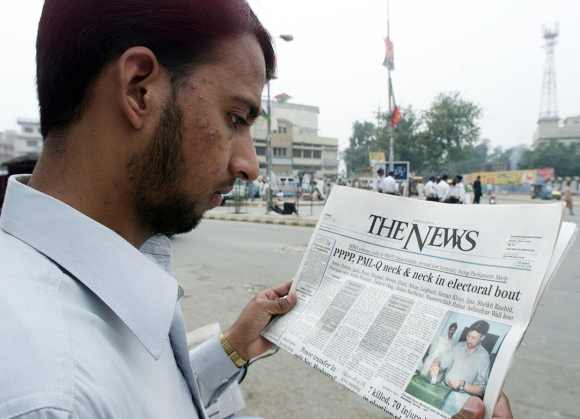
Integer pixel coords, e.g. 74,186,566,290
224,281,297,361
452,393,513,419
447,379,465,390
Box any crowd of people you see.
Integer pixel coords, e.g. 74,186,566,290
423,174,473,204
373,168,484,205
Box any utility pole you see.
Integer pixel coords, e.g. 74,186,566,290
265,34,293,214
386,0,394,172
265,80,273,212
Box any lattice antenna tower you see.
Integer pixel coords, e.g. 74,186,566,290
539,24,559,121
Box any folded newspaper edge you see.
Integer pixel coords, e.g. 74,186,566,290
263,186,577,419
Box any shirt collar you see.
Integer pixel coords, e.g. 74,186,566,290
0,175,178,359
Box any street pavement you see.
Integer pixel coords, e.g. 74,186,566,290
175,204,579,419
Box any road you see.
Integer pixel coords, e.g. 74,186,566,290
174,209,579,419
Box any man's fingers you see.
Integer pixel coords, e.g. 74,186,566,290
452,397,484,419
493,393,513,419
270,280,293,297
260,292,297,315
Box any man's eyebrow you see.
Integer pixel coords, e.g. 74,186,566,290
232,95,261,119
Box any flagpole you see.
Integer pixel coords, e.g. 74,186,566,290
387,0,394,172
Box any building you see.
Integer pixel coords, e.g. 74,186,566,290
533,115,580,146
0,118,43,163
251,95,339,180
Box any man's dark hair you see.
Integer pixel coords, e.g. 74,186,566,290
441,174,448,181
468,320,490,336
377,168,385,175
388,171,394,177
36,0,276,138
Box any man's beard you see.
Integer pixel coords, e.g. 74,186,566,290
127,100,203,237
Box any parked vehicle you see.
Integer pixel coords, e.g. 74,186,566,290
531,183,561,200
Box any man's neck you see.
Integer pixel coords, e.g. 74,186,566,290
28,142,149,248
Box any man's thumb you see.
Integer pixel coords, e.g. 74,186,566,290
452,397,485,419
262,293,297,315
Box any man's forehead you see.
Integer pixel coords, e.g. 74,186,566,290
205,34,266,108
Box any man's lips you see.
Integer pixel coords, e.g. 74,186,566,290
209,185,234,208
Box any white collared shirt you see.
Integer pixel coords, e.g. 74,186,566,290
436,180,450,200
0,176,239,418
383,175,398,194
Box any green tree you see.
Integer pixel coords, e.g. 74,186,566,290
519,142,580,177
343,121,375,176
446,140,490,174
422,92,482,172
376,107,429,173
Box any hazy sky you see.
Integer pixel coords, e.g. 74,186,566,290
1,1,579,151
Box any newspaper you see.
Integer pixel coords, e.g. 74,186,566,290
263,186,577,419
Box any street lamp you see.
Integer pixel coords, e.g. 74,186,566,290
266,34,293,213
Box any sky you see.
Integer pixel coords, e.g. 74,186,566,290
0,1,579,152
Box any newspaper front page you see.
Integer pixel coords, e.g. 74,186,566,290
263,186,576,419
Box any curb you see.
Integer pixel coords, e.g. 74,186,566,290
204,212,317,227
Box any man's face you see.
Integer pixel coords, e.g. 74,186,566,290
466,330,484,350
128,34,265,236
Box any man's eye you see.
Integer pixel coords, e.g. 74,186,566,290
230,114,248,129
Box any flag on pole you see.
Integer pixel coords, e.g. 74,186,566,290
382,37,395,70
390,106,401,128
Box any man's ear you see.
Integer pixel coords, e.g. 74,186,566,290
116,47,165,130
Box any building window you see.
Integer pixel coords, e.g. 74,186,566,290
26,140,38,147
313,150,321,159
255,146,266,156
273,147,287,157
24,127,34,134
293,149,301,158
303,149,312,158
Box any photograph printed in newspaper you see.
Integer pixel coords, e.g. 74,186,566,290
263,186,577,419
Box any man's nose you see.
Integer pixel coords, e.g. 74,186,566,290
229,131,259,182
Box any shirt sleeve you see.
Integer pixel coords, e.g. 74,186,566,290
189,336,244,408
8,408,71,419
472,352,491,389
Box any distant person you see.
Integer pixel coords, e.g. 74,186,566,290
424,176,439,202
384,171,399,195
473,176,482,204
437,175,450,202
442,176,464,204
564,180,575,215
373,168,386,193
456,175,467,204
433,320,491,416
416,180,425,198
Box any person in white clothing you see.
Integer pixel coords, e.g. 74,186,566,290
456,175,467,204
442,176,464,204
419,322,458,381
436,175,450,202
384,171,399,195
424,176,439,202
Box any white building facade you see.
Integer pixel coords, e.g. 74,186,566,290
251,97,339,179
533,115,580,146
0,118,43,163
